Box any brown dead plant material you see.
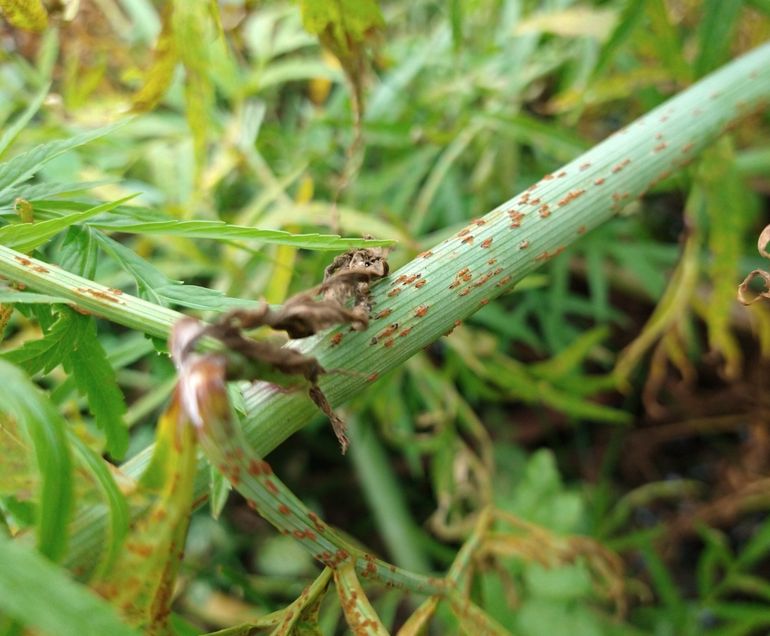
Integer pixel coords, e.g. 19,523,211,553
174,243,391,453
738,224,770,305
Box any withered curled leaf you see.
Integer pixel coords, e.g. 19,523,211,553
738,225,770,306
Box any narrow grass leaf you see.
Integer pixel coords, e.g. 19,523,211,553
68,434,130,576
0,360,73,561
0,83,49,160
0,535,138,636
89,218,396,249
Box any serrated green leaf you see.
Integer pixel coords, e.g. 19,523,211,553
0,194,138,252
0,120,128,195
0,360,73,561
2,309,81,375
64,315,129,459
0,180,112,208
91,231,261,311
0,534,139,636
89,218,395,249
0,0,48,31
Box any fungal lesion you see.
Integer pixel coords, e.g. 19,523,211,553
171,241,391,453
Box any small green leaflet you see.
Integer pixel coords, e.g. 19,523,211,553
2,309,129,458
91,231,262,311
0,119,129,196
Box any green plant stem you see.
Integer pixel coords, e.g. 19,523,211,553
2,43,769,570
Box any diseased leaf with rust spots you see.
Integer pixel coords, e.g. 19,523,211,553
94,396,197,634
0,0,48,31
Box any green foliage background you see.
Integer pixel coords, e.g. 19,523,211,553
1,0,770,634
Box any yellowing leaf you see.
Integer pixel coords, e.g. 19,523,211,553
515,7,618,41
131,5,179,113
95,394,197,633
0,0,48,32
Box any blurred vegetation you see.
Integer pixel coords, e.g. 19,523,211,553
1,0,770,634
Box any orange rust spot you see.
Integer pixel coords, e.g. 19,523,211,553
293,529,306,540
473,273,492,287
529,197,541,206
480,237,493,248
330,332,343,347
383,338,394,348
367,372,379,382
577,225,587,235
487,258,497,265
579,162,591,171
278,503,291,515
558,189,586,207
539,205,551,219
519,240,529,249
473,218,486,226
479,298,489,306
543,173,555,181
109,288,123,295
248,459,272,476
457,228,471,237
378,323,399,340
127,542,153,557
520,192,530,203
374,308,392,320
594,177,605,185
496,275,512,287
654,141,668,152
32,265,49,273
459,288,470,297
449,280,461,289
462,272,471,282
399,327,412,337
414,305,429,318
415,278,427,288
387,287,401,297
557,170,567,178
493,267,503,275
458,267,469,277
264,480,279,495
419,250,434,258
308,511,326,532
535,251,551,262
461,235,474,245
14,256,32,266
681,142,694,153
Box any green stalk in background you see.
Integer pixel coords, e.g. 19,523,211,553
1,42,769,571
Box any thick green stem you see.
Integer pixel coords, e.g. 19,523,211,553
2,43,769,570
